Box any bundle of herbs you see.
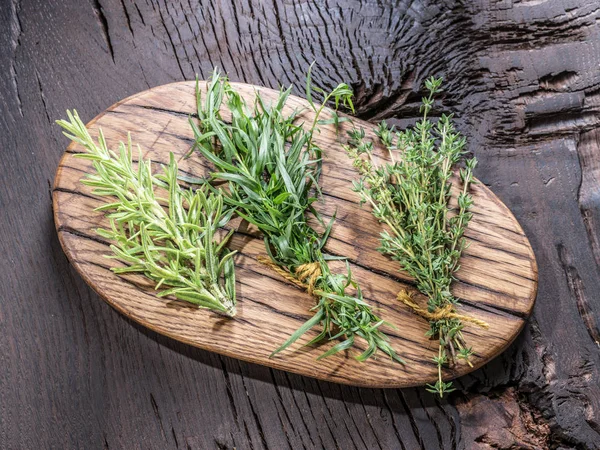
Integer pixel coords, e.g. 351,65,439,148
189,69,403,363
346,77,487,396
57,111,237,316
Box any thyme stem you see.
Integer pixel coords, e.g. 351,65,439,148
346,77,483,396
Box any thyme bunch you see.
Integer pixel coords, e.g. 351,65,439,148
57,111,237,316
346,77,483,396
190,69,402,363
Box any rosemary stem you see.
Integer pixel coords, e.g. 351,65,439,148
56,110,238,316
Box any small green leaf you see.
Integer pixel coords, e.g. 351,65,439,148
317,336,355,360
271,310,325,358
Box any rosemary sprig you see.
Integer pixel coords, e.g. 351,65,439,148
57,110,237,316
346,77,483,396
190,69,403,363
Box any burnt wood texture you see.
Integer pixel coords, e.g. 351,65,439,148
53,81,537,388
1,0,599,448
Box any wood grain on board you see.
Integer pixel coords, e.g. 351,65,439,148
53,82,537,388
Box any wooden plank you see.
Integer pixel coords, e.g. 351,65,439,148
53,82,537,388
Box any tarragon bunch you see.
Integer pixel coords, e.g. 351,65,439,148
190,69,403,363
57,111,237,316
346,77,481,396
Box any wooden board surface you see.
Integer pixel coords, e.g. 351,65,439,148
52,82,537,388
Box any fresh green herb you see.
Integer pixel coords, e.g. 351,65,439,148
346,77,487,396
190,69,403,363
57,110,237,316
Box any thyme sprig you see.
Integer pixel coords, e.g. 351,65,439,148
190,69,403,363
57,111,237,316
346,77,483,396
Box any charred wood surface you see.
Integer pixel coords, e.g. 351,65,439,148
1,0,599,448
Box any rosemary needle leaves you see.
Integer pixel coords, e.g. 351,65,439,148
190,69,403,363
57,110,237,317
346,77,486,396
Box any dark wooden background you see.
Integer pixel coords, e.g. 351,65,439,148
1,1,599,448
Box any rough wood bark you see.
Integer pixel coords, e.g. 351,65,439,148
1,0,599,448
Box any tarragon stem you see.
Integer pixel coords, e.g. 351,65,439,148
190,69,403,363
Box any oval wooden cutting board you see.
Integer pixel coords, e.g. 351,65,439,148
53,81,537,388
